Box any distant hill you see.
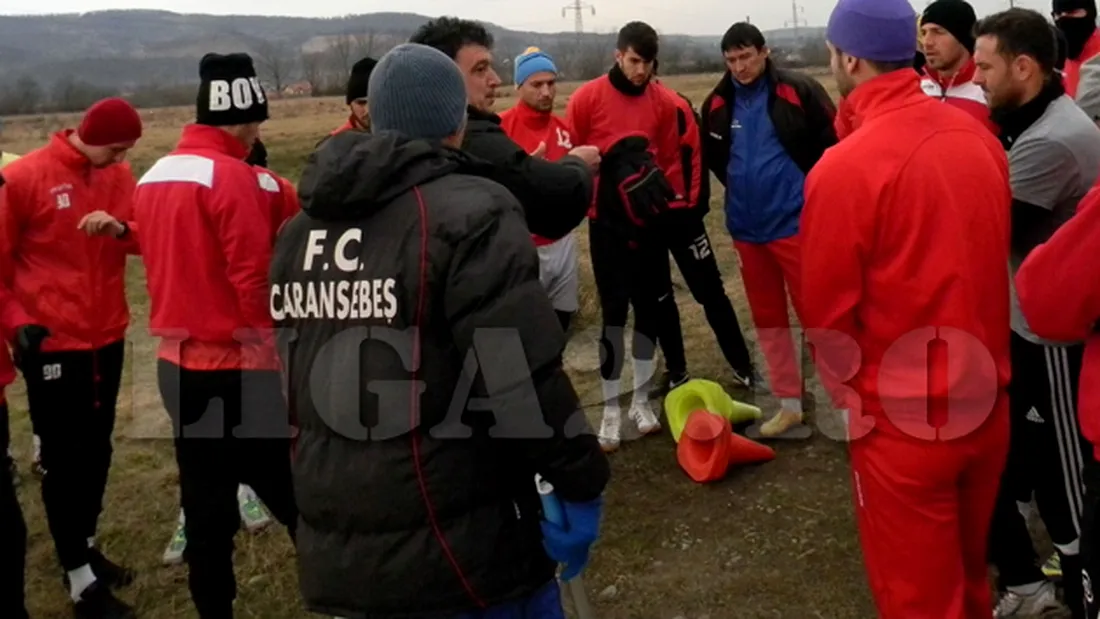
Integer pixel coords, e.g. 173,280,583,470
0,10,817,87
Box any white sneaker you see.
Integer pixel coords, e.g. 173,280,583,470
993,581,1063,617
628,399,661,436
238,485,273,532
598,408,621,453
162,511,186,566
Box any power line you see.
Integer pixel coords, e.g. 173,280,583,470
562,0,595,36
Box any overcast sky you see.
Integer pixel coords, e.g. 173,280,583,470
0,0,1054,36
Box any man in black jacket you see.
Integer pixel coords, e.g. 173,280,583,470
271,43,609,619
410,16,600,241
701,23,838,438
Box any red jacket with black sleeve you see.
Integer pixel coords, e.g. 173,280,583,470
662,85,707,218
498,101,575,246
133,124,277,371
1016,182,1100,462
0,130,137,353
700,61,837,187
254,166,301,242
566,69,688,219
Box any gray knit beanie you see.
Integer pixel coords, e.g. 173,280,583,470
368,43,468,141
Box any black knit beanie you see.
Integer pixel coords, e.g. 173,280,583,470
196,53,269,127
345,57,377,105
921,0,978,54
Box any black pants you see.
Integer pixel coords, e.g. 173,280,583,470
24,340,124,572
157,360,297,619
1082,456,1100,618
0,403,29,619
555,310,573,334
589,220,687,382
990,335,1087,608
0,400,10,464
665,216,753,377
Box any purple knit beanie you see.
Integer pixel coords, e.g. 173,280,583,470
827,0,918,63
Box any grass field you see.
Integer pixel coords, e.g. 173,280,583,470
2,70,930,618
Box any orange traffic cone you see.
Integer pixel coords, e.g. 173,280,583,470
677,410,776,483
727,431,776,466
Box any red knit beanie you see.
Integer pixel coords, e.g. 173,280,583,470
77,97,143,147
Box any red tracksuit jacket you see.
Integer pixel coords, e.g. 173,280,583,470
1016,183,1100,462
0,130,138,352
802,69,1012,436
499,101,574,246
566,74,693,217
254,165,301,242
920,60,998,134
133,124,277,371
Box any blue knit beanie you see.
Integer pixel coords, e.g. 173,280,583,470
368,43,468,141
827,0,918,63
514,47,558,85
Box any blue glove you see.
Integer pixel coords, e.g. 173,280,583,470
540,496,603,581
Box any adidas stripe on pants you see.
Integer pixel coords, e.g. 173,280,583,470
989,333,1087,613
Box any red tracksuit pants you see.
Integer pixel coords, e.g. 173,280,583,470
733,236,804,399
851,407,1009,618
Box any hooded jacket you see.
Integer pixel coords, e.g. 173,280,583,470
462,105,593,241
270,130,610,619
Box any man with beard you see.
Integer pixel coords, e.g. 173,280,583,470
410,17,600,243
973,8,1100,617
271,42,609,619
566,21,692,452
803,0,1012,616
1056,0,1100,99
919,0,997,132
499,47,579,332
331,56,377,135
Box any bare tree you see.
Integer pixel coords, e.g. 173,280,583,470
253,38,296,94
0,75,44,115
327,34,355,88
353,31,378,60
300,51,325,97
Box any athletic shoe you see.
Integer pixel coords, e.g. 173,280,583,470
993,581,1063,617
628,400,662,436
650,371,691,397
598,408,621,453
759,409,805,438
1042,553,1062,580
88,549,135,589
162,519,186,566
73,580,136,619
731,368,753,390
238,485,273,532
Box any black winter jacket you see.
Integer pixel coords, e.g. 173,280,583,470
271,131,610,619
462,105,593,241
700,61,838,186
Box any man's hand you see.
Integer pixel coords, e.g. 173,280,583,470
529,142,547,159
12,324,49,371
567,145,601,171
78,211,126,238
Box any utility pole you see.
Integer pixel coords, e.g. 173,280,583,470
786,1,808,41
563,0,596,38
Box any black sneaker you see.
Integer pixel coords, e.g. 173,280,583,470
89,549,135,589
72,580,136,619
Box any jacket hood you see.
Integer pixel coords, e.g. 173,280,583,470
298,130,466,221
